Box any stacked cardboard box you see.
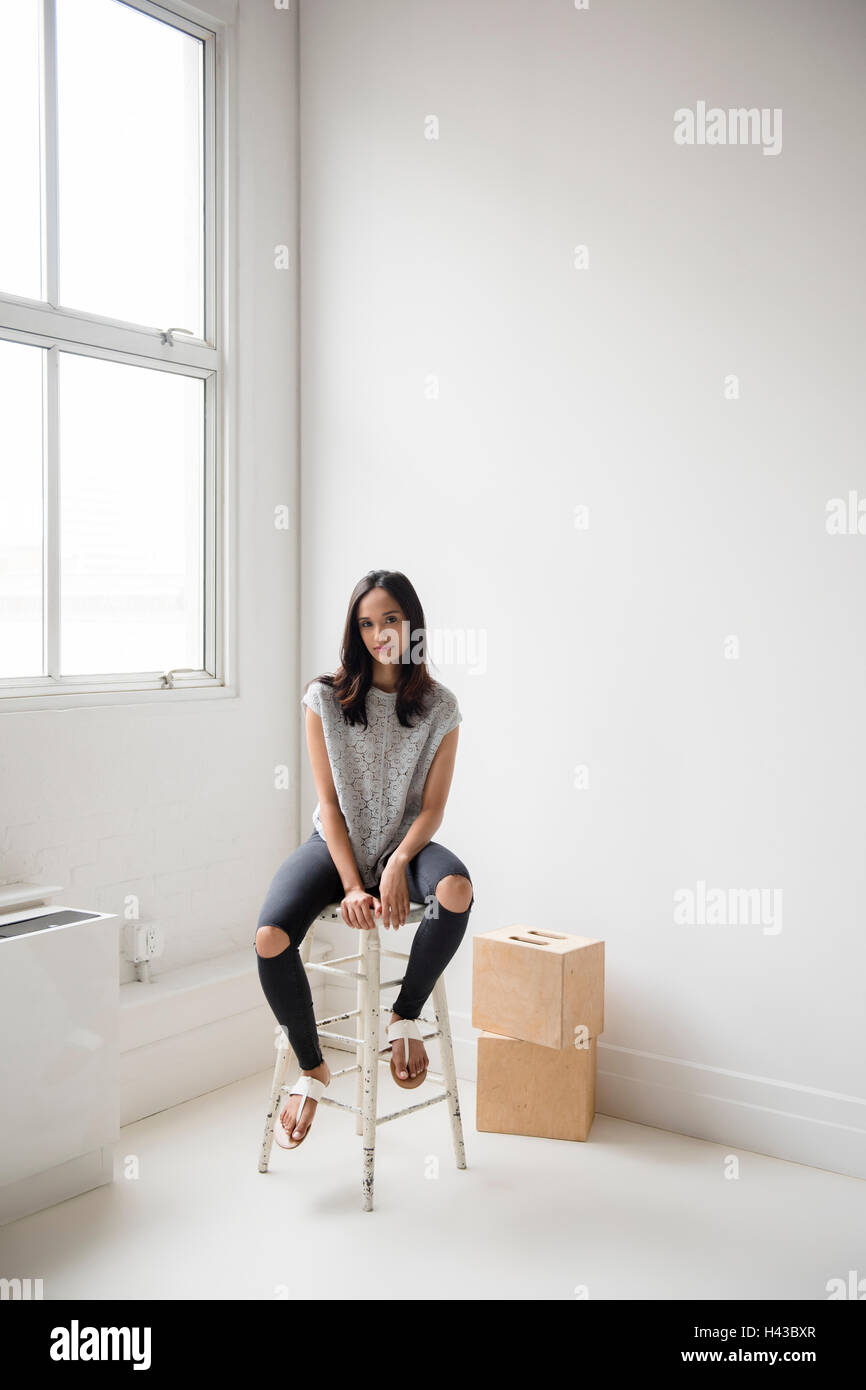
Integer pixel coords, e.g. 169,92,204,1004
472,926,604,1141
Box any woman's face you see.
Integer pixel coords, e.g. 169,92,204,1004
357,587,408,666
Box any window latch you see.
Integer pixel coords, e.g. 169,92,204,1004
160,326,195,346
161,668,198,688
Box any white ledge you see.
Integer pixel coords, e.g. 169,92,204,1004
119,940,333,1052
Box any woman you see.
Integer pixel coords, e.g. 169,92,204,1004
255,569,474,1150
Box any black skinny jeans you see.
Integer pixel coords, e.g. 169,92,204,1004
254,829,474,1070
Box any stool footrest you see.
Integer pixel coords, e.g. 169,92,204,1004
279,1060,449,1092
306,961,365,980
377,1092,450,1124
317,1028,365,1047
279,1076,450,1122
317,1096,362,1117
274,1021,439,1054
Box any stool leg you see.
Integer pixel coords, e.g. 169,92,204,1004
431,972,467,1171
300,916,322,1068
258,1029,290,1173
299,917,317,967
354,942,365,1136
361,927,380,1211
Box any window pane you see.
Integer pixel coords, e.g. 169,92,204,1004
0,0,42,299
58,353,204,676
0,340,44,678
56,0,204,334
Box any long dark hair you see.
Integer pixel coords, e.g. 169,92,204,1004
305,569,436,728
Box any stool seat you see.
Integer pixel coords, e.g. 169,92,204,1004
257,899,467,1210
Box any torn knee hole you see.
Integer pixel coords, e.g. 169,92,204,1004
434,874,474,913
255,925,291,957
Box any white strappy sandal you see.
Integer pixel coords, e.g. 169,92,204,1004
274,1074,327,1149
387,1018,428,1089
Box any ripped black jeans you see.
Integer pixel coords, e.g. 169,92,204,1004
254,829,474,1070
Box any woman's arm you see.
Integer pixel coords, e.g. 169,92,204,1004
378,727,459,927
305,706,377,925
389,725,459,866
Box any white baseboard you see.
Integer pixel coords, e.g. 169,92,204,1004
440,1009,866,1180
0,1147,112,1228
594,1042,866,1181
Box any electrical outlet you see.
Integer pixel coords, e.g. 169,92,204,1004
122,922,162,964
147,924,164,958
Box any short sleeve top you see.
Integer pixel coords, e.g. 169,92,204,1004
301,678,462,890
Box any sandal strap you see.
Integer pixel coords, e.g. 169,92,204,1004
387,1018,424,1059
288,1073,326,1130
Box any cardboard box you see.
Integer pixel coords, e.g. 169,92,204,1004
476,1030,597,1141
472,925,604,1049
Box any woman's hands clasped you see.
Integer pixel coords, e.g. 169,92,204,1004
341,858,410,930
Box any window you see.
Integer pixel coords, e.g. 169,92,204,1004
0,0,227,705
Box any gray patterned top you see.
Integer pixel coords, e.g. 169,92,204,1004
301,678,462,890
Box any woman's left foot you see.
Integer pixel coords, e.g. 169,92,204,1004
389,1012,428,1080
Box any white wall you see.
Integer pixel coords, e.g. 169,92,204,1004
1,0,300,978
299,0,866,1176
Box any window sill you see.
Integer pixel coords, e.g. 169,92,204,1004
0,679,238,714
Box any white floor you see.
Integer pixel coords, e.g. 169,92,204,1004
2,1047,863,1301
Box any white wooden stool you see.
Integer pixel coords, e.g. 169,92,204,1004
257,900,467,1211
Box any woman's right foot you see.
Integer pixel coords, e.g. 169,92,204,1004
279,1058,331,1144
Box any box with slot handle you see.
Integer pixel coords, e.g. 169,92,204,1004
471,924,604,1049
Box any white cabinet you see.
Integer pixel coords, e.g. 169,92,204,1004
0,901,118,1225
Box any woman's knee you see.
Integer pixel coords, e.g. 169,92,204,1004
255,923,291,957
435,874,473,913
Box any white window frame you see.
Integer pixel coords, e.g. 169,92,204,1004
0,0,236,711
